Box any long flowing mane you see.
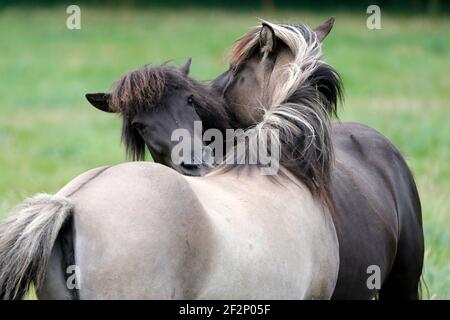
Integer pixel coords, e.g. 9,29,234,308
110,64,231,160
223,21,343,204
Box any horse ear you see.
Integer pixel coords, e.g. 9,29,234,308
85,93,114,113
210,69,232,95
180,57,192,75
260,23,276,54
314,17,335,42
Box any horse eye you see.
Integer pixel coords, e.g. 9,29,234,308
187,95,194,105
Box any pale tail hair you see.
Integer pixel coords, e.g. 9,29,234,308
0,194,73,299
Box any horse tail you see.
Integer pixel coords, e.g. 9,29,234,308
0,193,73,300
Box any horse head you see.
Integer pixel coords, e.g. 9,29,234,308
86,60,232,176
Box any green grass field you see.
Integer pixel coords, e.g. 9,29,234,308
0,6,449,299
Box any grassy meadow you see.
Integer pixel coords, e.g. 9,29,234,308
0,6,449,298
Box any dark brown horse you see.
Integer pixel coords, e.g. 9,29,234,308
86,19,424,299
86,60,233,176
214,18,425,299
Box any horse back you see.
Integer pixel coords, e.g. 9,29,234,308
40,162,214,299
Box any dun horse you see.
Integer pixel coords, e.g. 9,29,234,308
0,64,339,299
87,18,424,299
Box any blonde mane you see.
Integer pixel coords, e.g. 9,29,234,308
224,21,343,202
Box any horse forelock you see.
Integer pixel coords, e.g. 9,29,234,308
110,65,169,118
111,65,171,161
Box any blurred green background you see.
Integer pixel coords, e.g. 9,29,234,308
0,2,449,299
